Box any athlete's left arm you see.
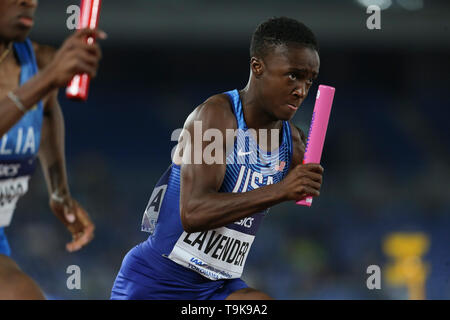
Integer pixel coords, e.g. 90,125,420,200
34,43,95,253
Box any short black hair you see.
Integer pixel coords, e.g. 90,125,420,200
250,17,319,59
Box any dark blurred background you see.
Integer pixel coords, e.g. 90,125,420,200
5,0,450,299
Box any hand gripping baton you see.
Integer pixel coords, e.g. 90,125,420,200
66,0,102,101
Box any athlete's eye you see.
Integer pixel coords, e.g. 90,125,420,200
307,78,314,85
288,73,297,81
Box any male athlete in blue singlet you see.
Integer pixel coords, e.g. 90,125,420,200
111,17,324,300
0,0,104,299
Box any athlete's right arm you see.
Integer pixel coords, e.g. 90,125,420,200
0,28,105,137
178,96,323,233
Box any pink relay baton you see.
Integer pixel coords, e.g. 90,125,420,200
297,85,335,207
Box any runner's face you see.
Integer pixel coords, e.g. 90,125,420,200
253,45,320,121
0,0,38,42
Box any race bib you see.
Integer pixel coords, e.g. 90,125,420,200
0,176,30,227
168,227,255,280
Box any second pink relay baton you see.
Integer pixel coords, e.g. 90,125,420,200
297,85,335,207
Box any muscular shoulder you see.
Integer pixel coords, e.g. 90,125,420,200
32,42,56,70
174,93,236,165
185,93,237,131
290,122,307,146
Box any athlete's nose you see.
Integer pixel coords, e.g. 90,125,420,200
292,82,306,100
18,0,38,8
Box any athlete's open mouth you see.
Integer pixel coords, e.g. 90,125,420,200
17,15,34,28
286,103,298,111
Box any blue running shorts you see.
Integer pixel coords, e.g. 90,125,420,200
111,241,248,300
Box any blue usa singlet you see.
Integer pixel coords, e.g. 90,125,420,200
0,39,44,256
139,89,293,280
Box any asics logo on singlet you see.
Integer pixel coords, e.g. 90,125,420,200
237,149,252,157
0,164,20,178
234,217,254,228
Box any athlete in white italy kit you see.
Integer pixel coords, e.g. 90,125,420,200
111,17,324,300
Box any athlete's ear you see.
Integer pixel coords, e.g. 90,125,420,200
250,57,264,78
